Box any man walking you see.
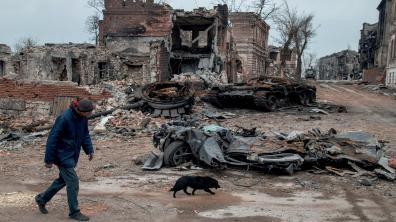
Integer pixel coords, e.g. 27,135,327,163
35,99,95,221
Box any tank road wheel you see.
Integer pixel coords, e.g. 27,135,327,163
163,141,193,167
254,92,278,112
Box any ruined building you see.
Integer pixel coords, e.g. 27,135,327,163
11,44,127,85
318,50,360,80
359,23,378,70
376,0,395,68
99,0,236,83
1,0,271,86
381,0,396,87
266,46,297,78
229,12,269,80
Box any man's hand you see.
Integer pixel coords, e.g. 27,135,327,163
88,153,94,161
45,163,53,168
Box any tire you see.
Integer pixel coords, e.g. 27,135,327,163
163,141,193,167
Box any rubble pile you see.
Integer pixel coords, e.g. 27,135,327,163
171,71,228,88
362,84,396,98
144,122,396,182
91,109,167,137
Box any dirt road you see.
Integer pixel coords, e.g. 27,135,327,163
1,82,396,222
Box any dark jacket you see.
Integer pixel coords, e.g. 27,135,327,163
44,107,94,168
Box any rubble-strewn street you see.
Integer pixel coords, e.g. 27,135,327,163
1,82,396,222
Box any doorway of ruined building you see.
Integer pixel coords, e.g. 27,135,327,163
52,57,67,81
98,62,109,80
170,58,200,75
0,60,4,76
71,59,81,85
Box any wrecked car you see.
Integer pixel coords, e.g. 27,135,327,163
204,77,316,111
143,123,395,180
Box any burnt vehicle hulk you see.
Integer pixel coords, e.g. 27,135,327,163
205,77,316,111
143,123,395,180
138,82,195,117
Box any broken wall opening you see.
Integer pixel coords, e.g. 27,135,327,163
98,62,109,80
0,60,4,76
170,58,201,74
172,17,215,54
71,59,81,85
52,57,67,81
126,64,144,82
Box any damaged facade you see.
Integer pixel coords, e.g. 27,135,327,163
359,23,378,71
382,0,396,87
12,44,124,85
229,12,269,81
99,0,235,83
318,50,360,80
362,0,396,85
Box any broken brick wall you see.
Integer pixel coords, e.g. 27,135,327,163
13,43,158,86
99,0,173,83
0,78,111,118
230,12,269,81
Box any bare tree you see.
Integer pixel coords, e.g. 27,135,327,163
272,1,300,78
303,52,317,71
87,0,104,13
14,37,37,54
86,0,104,45
251,0,279,20
293,14,316,80
272,1,316,80
86,13,101,45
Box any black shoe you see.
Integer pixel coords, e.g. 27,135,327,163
35,195,48,214
70,212,90,221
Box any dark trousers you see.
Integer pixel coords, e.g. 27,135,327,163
36,167,80,216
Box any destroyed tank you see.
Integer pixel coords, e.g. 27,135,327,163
206,77,316,111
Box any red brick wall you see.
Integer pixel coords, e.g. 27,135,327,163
363,68,385,84
99,0,172,42
0,79,111,102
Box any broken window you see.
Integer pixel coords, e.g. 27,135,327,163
98,62,109,79
0,60,4,76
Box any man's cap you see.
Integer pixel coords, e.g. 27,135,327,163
77,99,94,112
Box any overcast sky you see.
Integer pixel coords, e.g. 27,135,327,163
0,0,380,58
